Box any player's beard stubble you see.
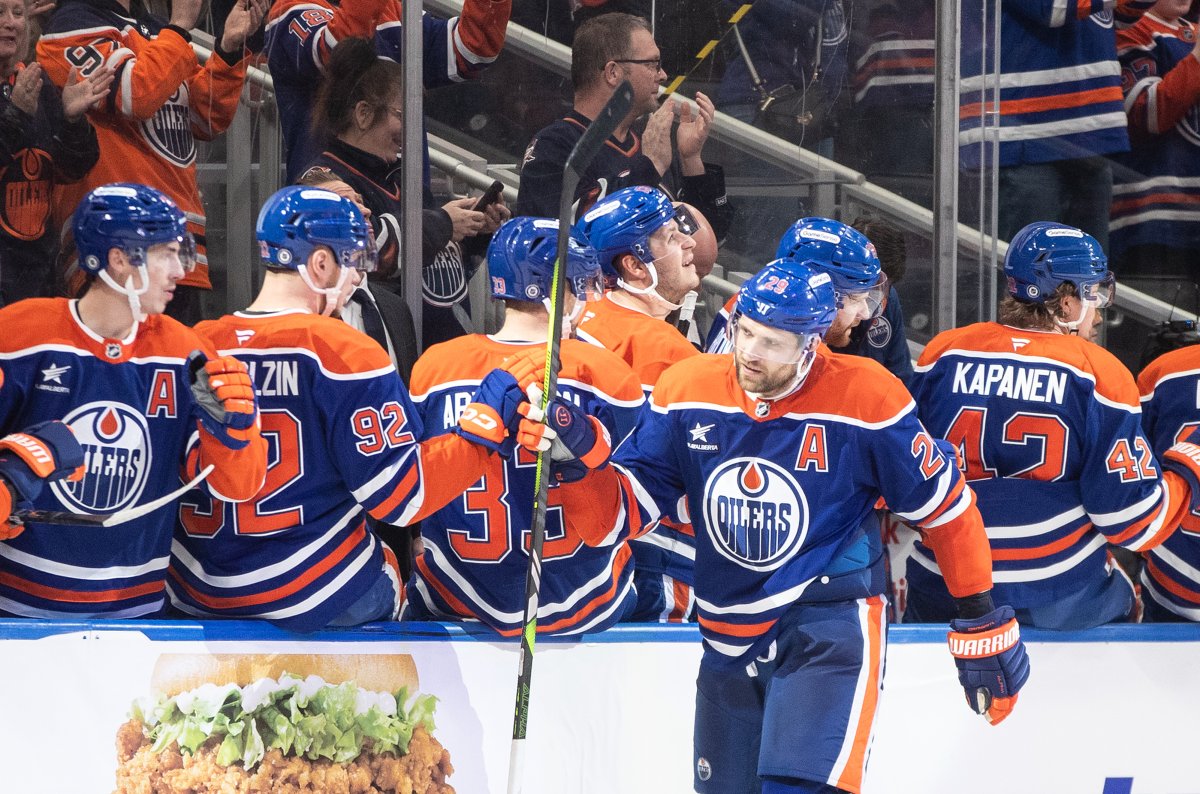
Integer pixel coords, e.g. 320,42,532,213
734,354,798,399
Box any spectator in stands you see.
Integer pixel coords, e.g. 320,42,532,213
1109,0,1200,284
309,37,509,348
516,12,731,241
572,0,651,28
833,216,914,386
717,0,849,153
36,0,267,324
0,0,108,305
847,0,935,206
959,0,1153,251
264,0,511,183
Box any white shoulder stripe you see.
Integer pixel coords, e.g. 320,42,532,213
1140,365,1200,403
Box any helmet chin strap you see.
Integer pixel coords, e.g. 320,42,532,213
299,264,353,316
1054,299,1095,336
98,262,151,324
619,254,684,312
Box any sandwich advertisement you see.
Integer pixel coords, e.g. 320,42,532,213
0,622,1198,793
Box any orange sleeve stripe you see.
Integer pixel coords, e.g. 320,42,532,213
169,523,367,609
1107,503,1163,546
1146,557,1200,604
369,463,420,522
560,466,632,546
922,489,994,598
960,86,1123,119
991,525,1091,561
0,571,164,604
834,595,886,793
697,614,778,638
455,0,511,61
199,432,267,502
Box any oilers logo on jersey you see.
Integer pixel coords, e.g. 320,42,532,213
143,85,195,167
703,458,809,571
50,402,151,513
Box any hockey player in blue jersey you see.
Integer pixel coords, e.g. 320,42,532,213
405,217,645,635
0,421,84,536
538,259,1030,793
0,183,268,617
910,222,1200,630
171,186,540,630
706,218,888,359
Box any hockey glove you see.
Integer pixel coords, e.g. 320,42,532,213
188,351,261,451
455,368,529,456
1162,429,1200,513
0,421,85,539
515,398,612,483
947,605,1030,725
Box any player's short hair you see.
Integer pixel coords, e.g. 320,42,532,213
571,12,652,91
313,37,404,140
851,216,906,284
997,281,1077,330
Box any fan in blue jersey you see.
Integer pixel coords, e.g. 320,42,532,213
705,217,887,357
0,183,267,618
539,258,1029,792
170,186,536,630
405,216,645,636
910,221,1200,631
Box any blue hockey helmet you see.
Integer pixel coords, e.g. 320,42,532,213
1004,221,1114,308
775,217,886,318
73,183,196,275
572,185,676,279
256,185,376,273
487,216,604,304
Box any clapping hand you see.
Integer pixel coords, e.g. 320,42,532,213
219,0,270,54
61,64,115,122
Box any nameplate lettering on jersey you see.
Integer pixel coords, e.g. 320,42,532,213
951,362,1067,404
245,360,299,397
442,385,584,430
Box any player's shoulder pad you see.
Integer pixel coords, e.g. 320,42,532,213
1137,344,1200,398
560,338,644,403
650,353,733,408
210,313,391,376
802,346,915,424
0,299,74,351
916,322,987,367
141,314,218,358
409,335,495,398
1055,334,1139,408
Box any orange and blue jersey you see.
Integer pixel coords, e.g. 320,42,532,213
264,0,510,179
0,299,264,618
1110,13,1200,258
560,348,985,667
577,296,700,619
1137,345,1200,620
37,0,248,289
852,3,935,109
407,334,644,637
911,322,1190,615
958,0,1153,169
170,310,490,631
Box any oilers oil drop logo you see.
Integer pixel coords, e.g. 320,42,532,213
702,458,809,571
50,402,151,513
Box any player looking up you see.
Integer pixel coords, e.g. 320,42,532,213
405,216,644,636
909,222,1200,629
539,259,1030,792
170,187,534,630
0,183,266,618
706,218,887,357
573,185,700,622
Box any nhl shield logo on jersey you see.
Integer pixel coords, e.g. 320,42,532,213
49,401,151,513
702,458,809,571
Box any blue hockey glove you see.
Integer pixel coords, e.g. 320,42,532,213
947,605,1030,725
188,351,261,450
455,368,528,456
515,398,612,483
0,421,85,538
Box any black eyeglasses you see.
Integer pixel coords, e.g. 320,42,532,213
611,58,661,71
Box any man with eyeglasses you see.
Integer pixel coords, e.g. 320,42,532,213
905,221,1200,630
516,11,730,243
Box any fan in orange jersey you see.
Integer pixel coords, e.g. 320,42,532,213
405,216,645,636
573,185,700,622
37,0,268,323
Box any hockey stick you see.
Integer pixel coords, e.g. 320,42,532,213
506,81,635,794
8,464,215,528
